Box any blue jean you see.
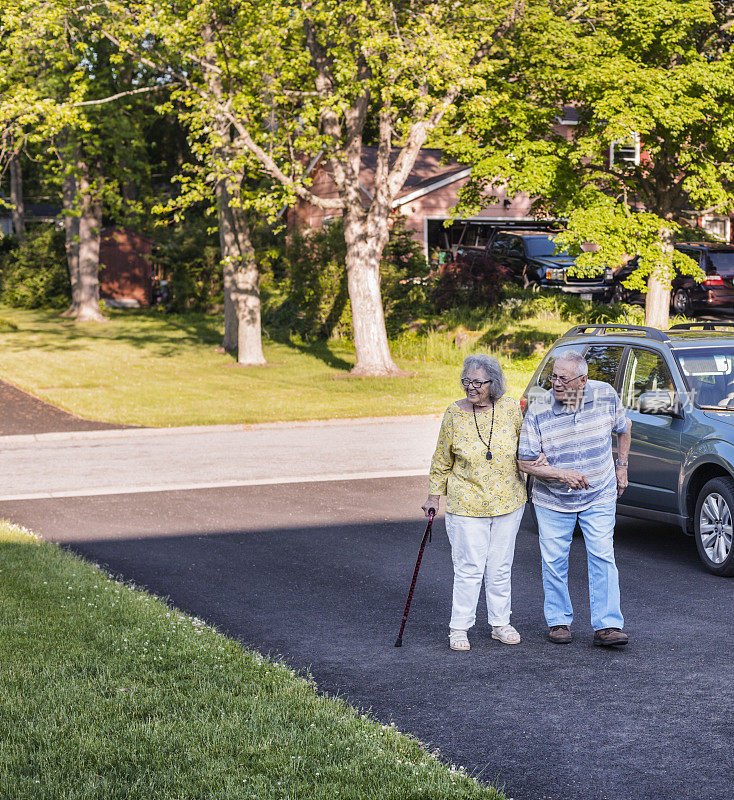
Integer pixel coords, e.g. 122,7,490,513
534,503,624,631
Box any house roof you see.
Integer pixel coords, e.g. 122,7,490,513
280,146,471,219
357,147,468,200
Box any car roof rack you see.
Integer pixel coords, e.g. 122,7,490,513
669,322,734,332
561,324,670,342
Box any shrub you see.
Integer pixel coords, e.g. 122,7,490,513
380,220,433,334
432,251,512,310
0,226,70,309
151,214,222,313
265,221,351,339
265,218,432,340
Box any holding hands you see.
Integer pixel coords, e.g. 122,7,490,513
557,469,590,490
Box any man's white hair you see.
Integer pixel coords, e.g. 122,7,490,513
555,350,588,377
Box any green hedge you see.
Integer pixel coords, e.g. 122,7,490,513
0,226,71,309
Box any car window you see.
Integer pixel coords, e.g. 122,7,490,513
490,235,510,257
584,345,625,387
524,236,558,258
707,251,734,276
507,238,524,257
621,349,675,410
676,247,703,270
676,348,734,408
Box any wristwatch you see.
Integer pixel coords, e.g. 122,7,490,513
615,459,628,467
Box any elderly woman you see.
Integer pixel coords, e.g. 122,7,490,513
422,354,527,651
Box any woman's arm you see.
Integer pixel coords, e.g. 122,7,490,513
518,458,590,489
518,405,589,489
427,411,454,495
424,411,454,516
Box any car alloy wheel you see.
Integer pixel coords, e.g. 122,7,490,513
694,477,734,576
672,288,692,317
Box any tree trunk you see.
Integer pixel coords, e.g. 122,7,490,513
60,169,80,318
76,167,105,322
62,160,106,322
644,229,673,330
343,212,402,376
645,271,670,329
201,24,264,363
221,271,238,352
215,177,265,365
9,154,25,239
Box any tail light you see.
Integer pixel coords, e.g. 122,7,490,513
703,274,724,286
519,396,528,414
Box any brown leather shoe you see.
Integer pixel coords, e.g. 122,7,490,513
548,625,572,644
593,627,629,647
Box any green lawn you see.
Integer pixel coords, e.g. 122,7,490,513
0,521,506,800
0,306,548,427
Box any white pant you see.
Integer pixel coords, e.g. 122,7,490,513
445,506,524,629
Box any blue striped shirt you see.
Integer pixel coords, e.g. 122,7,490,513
519,379,629,512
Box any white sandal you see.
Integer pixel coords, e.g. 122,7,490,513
491,624,521,645
449,629,470,651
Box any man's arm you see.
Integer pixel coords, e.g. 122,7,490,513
518,459,590,490
615,419,632,497
518,405,590,490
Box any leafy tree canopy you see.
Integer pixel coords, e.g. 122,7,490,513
447,0,734,296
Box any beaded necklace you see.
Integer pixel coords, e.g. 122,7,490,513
472,400,495,461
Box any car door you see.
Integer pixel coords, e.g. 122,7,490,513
504,236,527,282
619,347,684,512
613,257,645,304
674,246,704,291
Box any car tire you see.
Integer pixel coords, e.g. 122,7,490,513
694,477,734,576
672,288,692,317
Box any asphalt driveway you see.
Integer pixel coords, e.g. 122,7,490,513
2,475,731,800
0,378,127,436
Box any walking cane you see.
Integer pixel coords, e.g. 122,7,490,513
394,508,435,647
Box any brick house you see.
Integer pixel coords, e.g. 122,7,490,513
287,106,734,254
99,227,153,307
286,147,539,261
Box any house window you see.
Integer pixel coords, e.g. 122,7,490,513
609,133,640,166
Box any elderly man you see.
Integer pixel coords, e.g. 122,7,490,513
518,351,632,647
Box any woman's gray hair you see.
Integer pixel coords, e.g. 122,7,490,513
555,350,588,377
460,354,506,400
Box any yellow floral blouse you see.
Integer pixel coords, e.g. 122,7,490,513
428,396,527,517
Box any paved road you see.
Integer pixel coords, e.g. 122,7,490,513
0,416,441,500
2,469,731,800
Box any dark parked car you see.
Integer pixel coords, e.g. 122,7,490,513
521,322,734,576
487,230,614,299
612,242,734,315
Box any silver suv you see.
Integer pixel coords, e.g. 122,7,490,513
521,323,734,576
